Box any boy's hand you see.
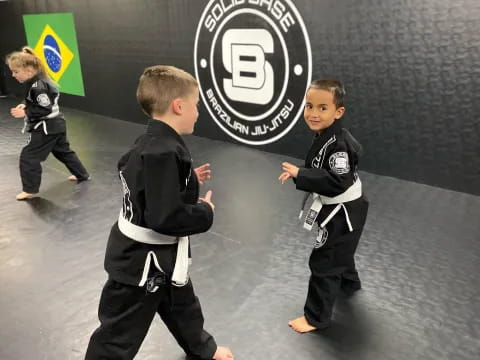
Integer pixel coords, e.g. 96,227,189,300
279,171,292,184
194,163,211,184
213,346,234,360
281,162,299,178
16,104,26,109
199,190,215,211
11,107,26,118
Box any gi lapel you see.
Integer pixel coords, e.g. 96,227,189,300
305,119,344,169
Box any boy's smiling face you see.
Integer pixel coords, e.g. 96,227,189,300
304,88,345,132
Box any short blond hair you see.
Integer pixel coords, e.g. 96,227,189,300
136,65,198,117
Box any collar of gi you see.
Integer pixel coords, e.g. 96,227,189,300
146,118,187,146
313,118,344,144
304,118,345,166
24,74,42,88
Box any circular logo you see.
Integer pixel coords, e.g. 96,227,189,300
314,227,328,249
329,152,350,175
194,0,311,145
36,93,51,107
43,35,62,73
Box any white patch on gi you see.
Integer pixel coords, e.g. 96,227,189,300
119,171,133,221
329,152,350,174
37,93,51,107
314,227,328,249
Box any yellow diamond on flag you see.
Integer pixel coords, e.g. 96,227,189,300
33,24,74,82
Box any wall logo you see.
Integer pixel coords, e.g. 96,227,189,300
23,13,85,96
194,0,311,145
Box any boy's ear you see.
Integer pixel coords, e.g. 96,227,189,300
335,106,345,119
172,98,183,115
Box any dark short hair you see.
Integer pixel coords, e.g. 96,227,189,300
308,79,345,108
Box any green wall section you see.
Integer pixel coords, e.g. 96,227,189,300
23,13,85,96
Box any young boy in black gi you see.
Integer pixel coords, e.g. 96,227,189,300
6,47,90,200
85,65,233,360
279,79,369,332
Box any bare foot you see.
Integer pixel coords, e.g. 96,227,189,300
288,316,317,333
68,175,91,182
213,346,234,360
16,191,35,200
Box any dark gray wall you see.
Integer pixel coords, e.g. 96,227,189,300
1,0,479,195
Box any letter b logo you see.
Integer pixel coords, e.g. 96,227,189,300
222,29,274,105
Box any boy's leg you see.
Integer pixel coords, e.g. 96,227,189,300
341,201,368,295
157,281,217,360
19,132,57,194
85,279,160,360
340,257,362,294
339,231,362,294
303,225,365,329
303,242,340,330
51,132,90,180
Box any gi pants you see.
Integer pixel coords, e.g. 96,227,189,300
20,131,89,193
85,278,217,360
304,201,368,328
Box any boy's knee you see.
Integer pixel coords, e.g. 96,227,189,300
20,154,44,166
20,155,38,166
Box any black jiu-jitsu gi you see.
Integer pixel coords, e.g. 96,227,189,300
296,118,369,329
19,75,89,193
85,120,217,360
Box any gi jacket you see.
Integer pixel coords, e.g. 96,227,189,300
23,75,66,134
296,119,368,231
105,120,214,286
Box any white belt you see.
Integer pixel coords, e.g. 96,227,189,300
299,179,362,232
22,117,28,134
33,120,48,135
117,210,190,287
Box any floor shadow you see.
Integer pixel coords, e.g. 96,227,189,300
311,295,373,357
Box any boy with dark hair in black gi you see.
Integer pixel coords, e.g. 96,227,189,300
279,79,369,332
85,65,233,360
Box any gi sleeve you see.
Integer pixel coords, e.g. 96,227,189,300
296,147,355,197
143,151,214,237
117,150,132,173
26,85,54,119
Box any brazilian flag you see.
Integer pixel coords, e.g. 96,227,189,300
23,13,85,96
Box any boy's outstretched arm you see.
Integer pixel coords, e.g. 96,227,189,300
198,190,215,211
194,163,211,185
279,162,300,184
296,164,355,197
10,107,25,118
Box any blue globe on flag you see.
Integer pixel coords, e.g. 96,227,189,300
30,22,79,92
43,35,62,73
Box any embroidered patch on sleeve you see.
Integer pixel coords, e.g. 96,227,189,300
37,93,51,107
329,152,350,174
